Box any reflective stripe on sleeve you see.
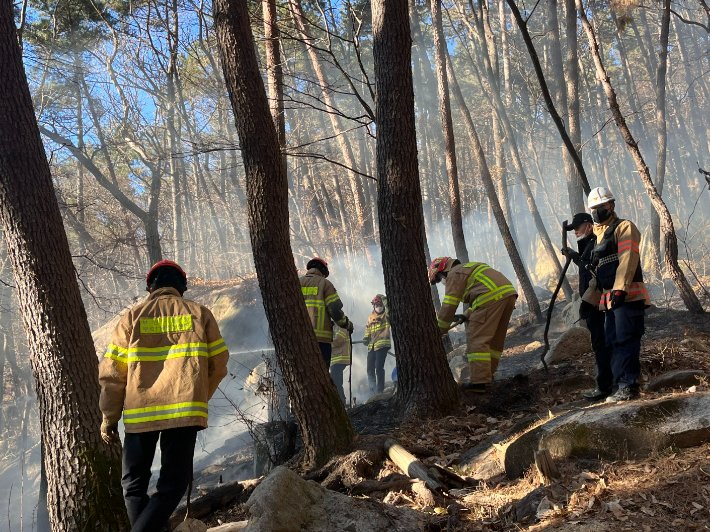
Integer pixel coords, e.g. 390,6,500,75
207,338,227,357
324,293,341,305
437,318,452,329
104,344,128,362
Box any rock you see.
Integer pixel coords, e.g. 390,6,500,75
504,392,710,478
243,466,425,531
680,338,710,353
524,341,543,353
560,293,582,330
449,355,469,384
447,344,467,362
175,519,208,532
543,327,591,365
470,459,504,481
532,319,566,341
644,370,708,391
514,486,546,521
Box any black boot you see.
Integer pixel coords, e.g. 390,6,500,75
582,387,612,401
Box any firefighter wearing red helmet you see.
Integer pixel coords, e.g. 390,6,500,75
299,257,354,368
429,257,517,393
99,260,228,531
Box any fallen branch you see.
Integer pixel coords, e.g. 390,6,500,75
169,481,245,530
349,478,417,495
384,438,445,491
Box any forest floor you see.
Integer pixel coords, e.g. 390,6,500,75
196,304,710,531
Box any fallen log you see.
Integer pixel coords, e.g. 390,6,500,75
384,438,445,491
534,449,560,484
349,478,417,495
428,462,477,487
169,481,245,530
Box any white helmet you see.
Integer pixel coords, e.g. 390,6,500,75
587,187,615,209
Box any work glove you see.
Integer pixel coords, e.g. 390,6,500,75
344,318,354,334
560,247,580,263
453,314,469,325
610,290,627,309
578,300,595,320
101,421,118,444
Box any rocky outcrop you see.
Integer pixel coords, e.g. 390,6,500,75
542,327,592,365
645,370,707,392
504,392,710,478
242,466,425,531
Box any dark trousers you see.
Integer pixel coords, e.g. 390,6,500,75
367,348,388,393
122,426,198,532
330,363,348,404
585,310,613,391
319,342,332,368
604,304,645,390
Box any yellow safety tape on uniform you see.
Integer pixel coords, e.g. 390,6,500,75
490,350,502,360
123,401,209,424
324,293,341,306
467,352,491,362
140,315,193,334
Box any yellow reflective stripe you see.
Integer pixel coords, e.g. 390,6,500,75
207,339,227,357
209,346,228,357
437,318,451,329
129,342,205,353
443,295,461,305
124,401,208,415
125,343,209,362
104,352,127,364
105,344,128,359
207,338,224,348
467,352,491,361
369,324,388,332
475,273,497,291
470,285,517,310
304,299,325,306
124,411,208,424
140,315,193,334
490,351,502,360
301,286,318,296
324,293,341,305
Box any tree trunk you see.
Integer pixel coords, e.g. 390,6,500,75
650,0,671,275
446,54,542,320
372,0,460,419
167,0,183,264
431,0,469,262
214,0,355,466
0,3,129,529
263,0,287,175
576,0,704,314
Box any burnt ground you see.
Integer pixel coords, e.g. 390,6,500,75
198,305,710,530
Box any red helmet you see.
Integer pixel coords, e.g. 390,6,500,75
371,295,384,306
428,257,451,285
146,260,186,283
306,257,329,277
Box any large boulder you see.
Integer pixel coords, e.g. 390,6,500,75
560,293,582,330
449,354,470,384
543,327,591,365
645,370,708,392
504,392,710,478
242,466,425,531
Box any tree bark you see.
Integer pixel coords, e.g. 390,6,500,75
0,2,129,528
576,0,704,314
446,53,542,320
650,0,671,275
167,0,183,264
431,0,469,262
372,0,460,418
214,0,355,466
263,0,287,175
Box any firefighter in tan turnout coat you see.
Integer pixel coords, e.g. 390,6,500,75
99,260,228,532
330,324,352,404
299,257,354,367
429,257,517,393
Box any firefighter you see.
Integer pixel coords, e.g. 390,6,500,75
429,257,517,393
362,294,390,394
566,187,650,403
563,213,614,401
99,260,229,532
299,257,354,368
330,324,352,404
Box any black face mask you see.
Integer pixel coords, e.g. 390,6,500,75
592,207,612,224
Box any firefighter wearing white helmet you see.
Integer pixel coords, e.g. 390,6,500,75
570,187,650,403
